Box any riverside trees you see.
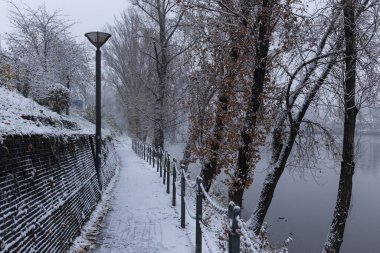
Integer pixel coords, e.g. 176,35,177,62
102,0,379,251
183,0,290,206
324,0,380,252
184,1,379,251
247,0,379,243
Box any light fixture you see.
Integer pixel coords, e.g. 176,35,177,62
85,32,111,49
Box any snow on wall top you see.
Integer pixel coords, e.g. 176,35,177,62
0,86,107,139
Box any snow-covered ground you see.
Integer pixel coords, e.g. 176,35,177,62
89,137,194,253
70,137,284,253
0,86,103,138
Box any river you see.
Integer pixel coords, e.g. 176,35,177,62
242,134,380,252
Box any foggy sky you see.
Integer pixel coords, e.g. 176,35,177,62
0,0,131,47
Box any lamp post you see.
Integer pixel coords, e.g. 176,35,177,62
85,32,111,192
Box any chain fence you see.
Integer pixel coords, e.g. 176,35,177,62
132,139,260,253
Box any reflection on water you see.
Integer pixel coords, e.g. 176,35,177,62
358,140,380,175
243,135,380,253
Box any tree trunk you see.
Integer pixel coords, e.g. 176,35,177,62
153,85,165,149
249,127,297,234
324,0,357,252
201,0,244,191
202,94,228,191
248,40,341,234
229,0,274,207
153,5,168,151
181,137,194,170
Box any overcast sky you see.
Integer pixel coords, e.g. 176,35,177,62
0,0,131,47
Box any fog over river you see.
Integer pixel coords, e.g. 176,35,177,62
242,134,380,253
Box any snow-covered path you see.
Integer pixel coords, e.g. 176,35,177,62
90,138,194,253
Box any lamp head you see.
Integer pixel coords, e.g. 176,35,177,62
85,32,111,49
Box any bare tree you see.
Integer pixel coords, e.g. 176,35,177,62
247,0,345,234
6,2,72,75
324,0,379,252
104,4,190,143
5,2,92,112
133,0,190,149
53,38,93,115
246,0,380,241
104,9,155,141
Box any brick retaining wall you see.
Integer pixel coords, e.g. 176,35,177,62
0,134,117,252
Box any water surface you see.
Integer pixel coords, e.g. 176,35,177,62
242,135,380,252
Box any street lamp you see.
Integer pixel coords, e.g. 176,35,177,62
85,32,111,192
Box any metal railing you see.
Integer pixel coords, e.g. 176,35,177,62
132,140,259,253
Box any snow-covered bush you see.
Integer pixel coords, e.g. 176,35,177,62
30,81,70,114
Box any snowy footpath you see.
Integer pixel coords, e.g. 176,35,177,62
90,138,194,253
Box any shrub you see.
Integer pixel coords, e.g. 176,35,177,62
30,81,70,114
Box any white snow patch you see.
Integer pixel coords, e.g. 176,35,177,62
0,86,110,137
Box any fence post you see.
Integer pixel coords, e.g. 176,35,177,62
228,202,241,253
151,146,153,165
172,159,176,206
166,154,171,194
181,164,186,228
153,148,155,169
150,146,152,165
196,177,203,253
159,149,163,177
163,152,167,184
152,148,156,169
156,148,159,172
145,145,148,161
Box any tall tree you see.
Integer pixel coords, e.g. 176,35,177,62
247,1,345,234
324,0,359,251
133,0,189,149
6,2,72,77
248,0,379,239
104,9,155,141
185,0,290,206
105,4,190,143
